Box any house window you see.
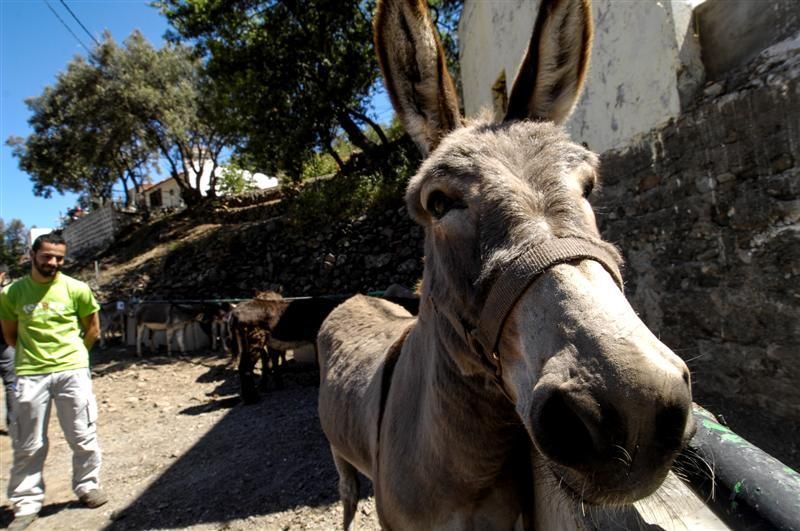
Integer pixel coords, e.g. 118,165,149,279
149,189,163,208
492,70,508,120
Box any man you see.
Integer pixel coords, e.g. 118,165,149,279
0,232,107,531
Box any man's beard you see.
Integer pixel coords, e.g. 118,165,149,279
34,260,60,278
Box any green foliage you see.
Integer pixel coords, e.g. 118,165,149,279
158,0,389,181
301,152,340,182
157,0,463,182
7,31,233,208
285,136,420,230
0,218,28,275
6,52,152,206
217,161,260,195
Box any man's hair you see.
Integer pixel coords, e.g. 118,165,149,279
32,231,67,252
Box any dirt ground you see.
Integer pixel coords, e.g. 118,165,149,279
0,344,380,531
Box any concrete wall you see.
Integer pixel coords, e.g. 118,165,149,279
696,0,800,79
459,0,705,153
63,205,118,255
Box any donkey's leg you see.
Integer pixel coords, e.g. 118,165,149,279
265,347,285,390
238,347,260,404
176,327,186,356
165,328,173,357
258,348,271,391
332,450,360,531
221,323,229,353
136,325,145,357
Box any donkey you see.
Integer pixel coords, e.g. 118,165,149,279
211,302,236,353
230,293,345,403
134,302,205,357
317,0,696,529
98,301,126,349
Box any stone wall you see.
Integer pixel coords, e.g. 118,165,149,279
596,46,800,465
148,203,424,300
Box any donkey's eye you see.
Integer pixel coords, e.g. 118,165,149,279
582,180,595,198
426,190,464,219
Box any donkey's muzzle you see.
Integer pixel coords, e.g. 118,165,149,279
529,366,694,503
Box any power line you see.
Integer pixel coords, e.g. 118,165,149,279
59,0,101,47
43,0,92,55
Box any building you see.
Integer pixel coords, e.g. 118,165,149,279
29,227,55,247
139,177,185,210
459,0,707,154
137,163,279,210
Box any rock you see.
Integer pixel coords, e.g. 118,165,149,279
703,82,724,98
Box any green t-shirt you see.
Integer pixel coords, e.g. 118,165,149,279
0,273,100,376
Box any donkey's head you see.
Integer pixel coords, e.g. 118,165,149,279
375,0,694,505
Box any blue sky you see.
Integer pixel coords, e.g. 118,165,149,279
1,0,171,232
1,0,395,234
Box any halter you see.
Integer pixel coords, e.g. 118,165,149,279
462,236,624,395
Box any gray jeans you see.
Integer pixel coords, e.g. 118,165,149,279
8,368,102,516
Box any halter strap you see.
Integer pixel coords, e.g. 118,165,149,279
466,237,623,369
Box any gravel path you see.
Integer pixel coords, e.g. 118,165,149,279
0,346,379,530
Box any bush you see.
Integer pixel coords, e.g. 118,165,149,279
285,136,419,230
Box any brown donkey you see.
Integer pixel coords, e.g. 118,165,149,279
317,0,696,528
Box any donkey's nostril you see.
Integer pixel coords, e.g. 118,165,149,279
534,388,603,468
655,404,690,452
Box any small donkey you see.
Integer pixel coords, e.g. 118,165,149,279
134,303,204,357
317,0,696,529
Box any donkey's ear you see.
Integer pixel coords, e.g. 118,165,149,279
505,0,593,125
374,0,461,156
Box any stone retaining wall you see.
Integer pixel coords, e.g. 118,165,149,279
596,46,800,464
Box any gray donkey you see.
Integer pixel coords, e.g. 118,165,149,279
317,0,699,529
134,303,204,357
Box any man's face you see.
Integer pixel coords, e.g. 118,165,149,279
31,242,66,279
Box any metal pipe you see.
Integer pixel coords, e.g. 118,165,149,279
677,404,800,530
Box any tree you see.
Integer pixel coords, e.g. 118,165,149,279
6,52,153,208
158,0,386,181
216,160,260,195
158,0,463,182
7,31,234,208
109,32,234,204
0,219,28,271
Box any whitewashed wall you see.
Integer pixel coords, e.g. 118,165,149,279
459,0,705,153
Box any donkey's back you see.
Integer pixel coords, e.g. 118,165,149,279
317,295,415,477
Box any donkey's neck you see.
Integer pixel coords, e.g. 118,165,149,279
389,311,524,487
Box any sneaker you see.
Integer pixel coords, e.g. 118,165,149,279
79,488,109,509
8,513,38,531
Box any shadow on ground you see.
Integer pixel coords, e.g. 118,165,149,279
0,501,76,527
102,362,368,530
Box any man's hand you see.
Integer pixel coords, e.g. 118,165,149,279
81,312,101,350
